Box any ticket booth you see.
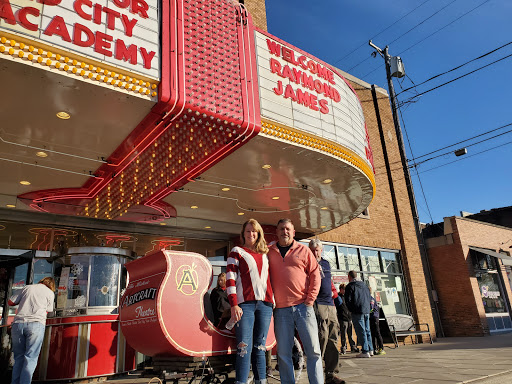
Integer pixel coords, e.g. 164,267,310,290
2,247,139,381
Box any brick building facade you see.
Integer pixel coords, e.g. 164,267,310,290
425,217,512,336
247,0,437,340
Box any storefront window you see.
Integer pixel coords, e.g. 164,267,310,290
381,251,401,274
477,272,507,314
322,245,337,270
365,273,407,316
361,249,380,272
337,246,360,271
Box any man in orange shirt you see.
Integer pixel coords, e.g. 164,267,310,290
268,218,323,384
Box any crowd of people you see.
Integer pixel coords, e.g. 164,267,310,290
7,217,384,384
211,218,387,384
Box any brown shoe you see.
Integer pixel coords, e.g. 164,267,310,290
326,376,346,384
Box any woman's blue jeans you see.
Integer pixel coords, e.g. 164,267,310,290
11,322,46,384
234,301,273,384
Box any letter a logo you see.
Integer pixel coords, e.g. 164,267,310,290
176,264,198,295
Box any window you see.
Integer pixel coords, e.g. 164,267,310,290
381,251,401,273
33,259,53,284
8,264,29,315
337,246,360,271
477,273,507,314
365,274,408,315
360,249,380,272
88,256,121,307
322,244,337,270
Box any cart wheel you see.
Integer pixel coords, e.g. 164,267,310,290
202,375,222,384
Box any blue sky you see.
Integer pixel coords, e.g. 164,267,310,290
265,0,512,224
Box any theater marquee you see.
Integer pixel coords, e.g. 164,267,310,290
0,0,159,78
255,31,372,169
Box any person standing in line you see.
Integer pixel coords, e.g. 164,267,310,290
344,271,373,358
210,272,231,328
369,288,385,355
8,277,56,384
309,239,345,384
268,218,323,384
335,284,359,354
226,219,274,384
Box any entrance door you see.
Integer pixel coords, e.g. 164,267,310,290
0,250,34,381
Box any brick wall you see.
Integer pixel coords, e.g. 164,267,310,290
427,217,512,336
316,82,436,339
244,0,268,31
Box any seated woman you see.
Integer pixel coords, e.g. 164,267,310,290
210,272,231,328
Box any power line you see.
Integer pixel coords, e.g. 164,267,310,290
412,139,512,175
396,0,493,65
361,0,492,80
350,0,460,73
388,0,460,47
397,40,511,97
334,0,433,65
411,122,512,161
397,97,434,222
400,52,512,105
411,126,512,167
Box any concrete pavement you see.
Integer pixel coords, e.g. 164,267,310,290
100,333,512,384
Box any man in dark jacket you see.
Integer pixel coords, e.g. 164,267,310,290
344,271,373,358
335,284,358,354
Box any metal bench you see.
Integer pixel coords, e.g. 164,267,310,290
386,314,433,347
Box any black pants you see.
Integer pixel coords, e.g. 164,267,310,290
370,316,383,351
340,320,356,351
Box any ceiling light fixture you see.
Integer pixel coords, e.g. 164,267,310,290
36,151,48,158
262,164,271,169
204,226,211,229
160,222,167,225
321,206,328,210
190,205,198,209
56,111,71,120
323,179,332,184
221,187,230,191
20,180,31,186
238,212,245,216
321,225,326,229
272,196,280,200
6,204,15,208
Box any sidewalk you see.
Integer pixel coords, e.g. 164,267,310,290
323,333,512,384
104,333,512,384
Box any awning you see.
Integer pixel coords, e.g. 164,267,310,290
469,246,512,266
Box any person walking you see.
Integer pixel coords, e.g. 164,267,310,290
369,288,385,355
268,218,323,384
344,271,373,358
335,284,358,354
8,277,56,384
309,239,345,384
226,219,274,384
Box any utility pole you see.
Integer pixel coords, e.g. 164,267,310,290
369,40,444,337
